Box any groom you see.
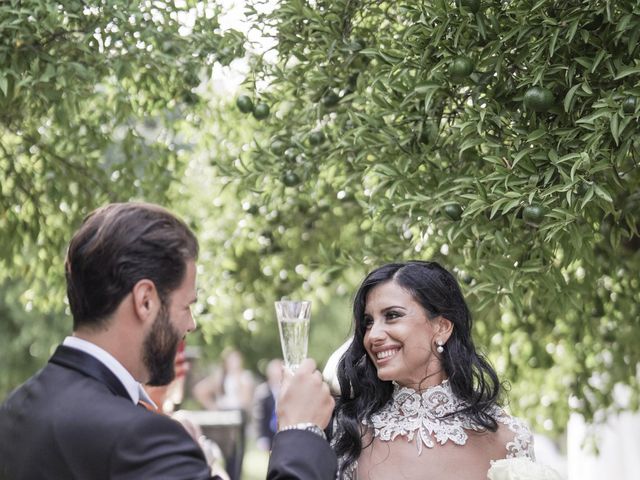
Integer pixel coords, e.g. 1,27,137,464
0,202,336,479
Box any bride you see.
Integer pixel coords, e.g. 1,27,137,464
330,261,534,480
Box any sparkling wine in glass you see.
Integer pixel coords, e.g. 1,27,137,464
274,300,311,372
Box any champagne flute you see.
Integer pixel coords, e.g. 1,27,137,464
274,300,311,372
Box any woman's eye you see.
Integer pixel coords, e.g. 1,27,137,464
364,317,373,328
386,311,401,319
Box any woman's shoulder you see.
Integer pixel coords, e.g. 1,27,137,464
493,408,536,460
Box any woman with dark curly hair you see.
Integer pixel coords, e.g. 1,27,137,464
331,260,534,480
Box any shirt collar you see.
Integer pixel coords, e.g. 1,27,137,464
63,336,156,408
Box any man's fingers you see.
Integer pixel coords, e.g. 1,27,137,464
275,356,335,430
296,358,317,374
280,365,294,393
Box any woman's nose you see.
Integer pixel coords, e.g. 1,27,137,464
368,320,387,342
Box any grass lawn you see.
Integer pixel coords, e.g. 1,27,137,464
241,442,270,480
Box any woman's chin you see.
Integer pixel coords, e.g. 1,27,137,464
375,369,395,383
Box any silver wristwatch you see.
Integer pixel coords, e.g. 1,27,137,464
278,422,327,440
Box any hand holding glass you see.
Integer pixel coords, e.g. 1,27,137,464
274,300,311,372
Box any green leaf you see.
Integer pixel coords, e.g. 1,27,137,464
576,110,612,124
614,66,640,80
580,186,595,210
527,129,547,142
502,198,521,215
549,29,559,57
490,198,507,219
593,184,613,203
570,153,589,181
563,84,581,113
610,114,620,145
590,50,607,73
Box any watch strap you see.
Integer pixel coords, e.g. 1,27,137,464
278,422,327,441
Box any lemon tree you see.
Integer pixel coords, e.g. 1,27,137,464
222,0,640,431
3,0,640,432
0,0,244,396
0,0,246,280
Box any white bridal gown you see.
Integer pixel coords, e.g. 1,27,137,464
333,380,535,480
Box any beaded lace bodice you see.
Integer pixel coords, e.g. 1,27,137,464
334,380,535,479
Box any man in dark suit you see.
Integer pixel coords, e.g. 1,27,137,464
0,202,336,480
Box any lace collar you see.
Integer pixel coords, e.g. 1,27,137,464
365,379,494,454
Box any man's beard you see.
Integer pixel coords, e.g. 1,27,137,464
143,303,181,386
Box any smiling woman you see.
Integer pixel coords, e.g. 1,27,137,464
363,281,451,390
331,261,535,480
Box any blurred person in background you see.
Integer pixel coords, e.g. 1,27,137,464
145,341,229,480
193,348,255,480
253,358,284,451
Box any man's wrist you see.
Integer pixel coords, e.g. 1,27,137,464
278,422,326,440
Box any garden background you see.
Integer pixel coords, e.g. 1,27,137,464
1,1,639,478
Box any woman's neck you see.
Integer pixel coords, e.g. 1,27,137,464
396,369,448,392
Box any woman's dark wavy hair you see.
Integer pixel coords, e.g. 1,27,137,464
333,260,501,477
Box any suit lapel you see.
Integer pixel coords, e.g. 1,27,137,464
49,345,131,401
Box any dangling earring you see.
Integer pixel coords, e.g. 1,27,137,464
436,340,444,354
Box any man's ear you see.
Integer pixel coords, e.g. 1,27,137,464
131,279,160,324
436,316,454,343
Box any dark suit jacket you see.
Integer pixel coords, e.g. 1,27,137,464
0,346,337,480
267,430,337,480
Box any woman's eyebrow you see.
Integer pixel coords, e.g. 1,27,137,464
381,305,406,312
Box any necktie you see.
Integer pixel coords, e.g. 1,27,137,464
138,400,158,412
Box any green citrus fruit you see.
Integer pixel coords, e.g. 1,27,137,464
622,96,636,114
322,91,340,108
282,171,301,187
444,203,463,221
460,0,480,13
245,204,259,215
185,72,201,88
523,87,554,112
270,140,287,155
523,204,545,225
583,14,604,31
460,149,479,162
284,148,298,162
418,124,434,144
236,95,254,113
449,56,474,81
308,131,325,146
182,91,199,105
252,102,270,120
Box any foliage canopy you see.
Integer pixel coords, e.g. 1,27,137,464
0,0,243,283
2,0,639,434
213,0,640,431
0,0,245,393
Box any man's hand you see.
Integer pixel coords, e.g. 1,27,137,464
276,358,335,430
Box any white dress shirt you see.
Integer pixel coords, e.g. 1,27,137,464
63,336,156,407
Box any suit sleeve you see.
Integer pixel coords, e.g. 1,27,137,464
267,430,337,480
109,412,213,480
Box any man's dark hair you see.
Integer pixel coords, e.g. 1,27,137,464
65,202,199,329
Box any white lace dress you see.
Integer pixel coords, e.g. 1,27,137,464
333,380,535,480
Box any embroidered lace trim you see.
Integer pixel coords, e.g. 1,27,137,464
335,380,535,479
